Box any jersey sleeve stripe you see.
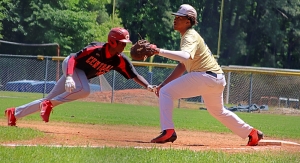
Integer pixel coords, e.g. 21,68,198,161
75,46,102,60
67,55,75,75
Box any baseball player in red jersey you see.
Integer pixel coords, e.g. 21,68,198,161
5,27,155,126
149,4,264,146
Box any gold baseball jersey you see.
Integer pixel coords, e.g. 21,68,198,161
180,28,223,74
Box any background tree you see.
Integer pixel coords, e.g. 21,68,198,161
219,0,300,68
0,0,300,69
0,0,122,56
0,0,11,39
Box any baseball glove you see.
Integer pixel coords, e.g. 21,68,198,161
130,39,157,61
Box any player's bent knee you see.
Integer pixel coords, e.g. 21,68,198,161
207,107,227,117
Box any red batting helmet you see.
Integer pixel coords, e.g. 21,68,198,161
108,27,131,48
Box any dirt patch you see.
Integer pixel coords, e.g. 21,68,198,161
83,89,213,109
83,89,159,107
1,120,300,153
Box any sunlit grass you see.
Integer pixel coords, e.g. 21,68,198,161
0,91,300,162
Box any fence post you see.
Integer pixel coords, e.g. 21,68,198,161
111,70,116,103
226,72,231,104
43,57,49,98
248,73,253,112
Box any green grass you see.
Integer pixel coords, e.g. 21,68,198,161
0,146,299,163
0,91,44,99
1,91,300,162
1,95,299,139
0,127,44,141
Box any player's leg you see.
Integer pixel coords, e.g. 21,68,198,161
39,76,66,122
158,72,217,130
6,56,90,125
8,76,66,125
5,87,62,126
151,72,210,143
10,56,69,123
202,75,263,146
39,68,90,122
6,57,70,126
39,56,90,122
50,55,90,105
50,68,90,104
202,91,253,138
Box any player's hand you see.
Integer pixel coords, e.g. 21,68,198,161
65,76,76,92
154,84,163,97
147,85,157,92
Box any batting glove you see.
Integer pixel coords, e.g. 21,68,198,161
65,76,76,92
147,85,157,92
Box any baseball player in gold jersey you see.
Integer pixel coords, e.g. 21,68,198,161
149,4,264,146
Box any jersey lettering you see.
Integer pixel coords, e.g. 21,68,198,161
86,56,113,75
74,43,138,79
92,61,101,68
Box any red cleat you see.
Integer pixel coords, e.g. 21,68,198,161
247,128,264,146
5,108,16,126
40,100,53,122
151,129,177,143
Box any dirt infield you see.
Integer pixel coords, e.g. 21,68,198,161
83,89,160,106
2,89,300,153
1,121,300,153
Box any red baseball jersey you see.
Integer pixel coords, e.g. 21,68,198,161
73,42,138,79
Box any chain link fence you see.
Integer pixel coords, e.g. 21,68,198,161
1,55,300,112
222,66,300,110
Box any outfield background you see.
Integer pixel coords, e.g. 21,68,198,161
1,54,300,111
1,55,300,162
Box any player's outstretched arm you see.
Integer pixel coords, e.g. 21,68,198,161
132,75,156,92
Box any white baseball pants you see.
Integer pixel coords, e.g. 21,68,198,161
159,71,253,139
